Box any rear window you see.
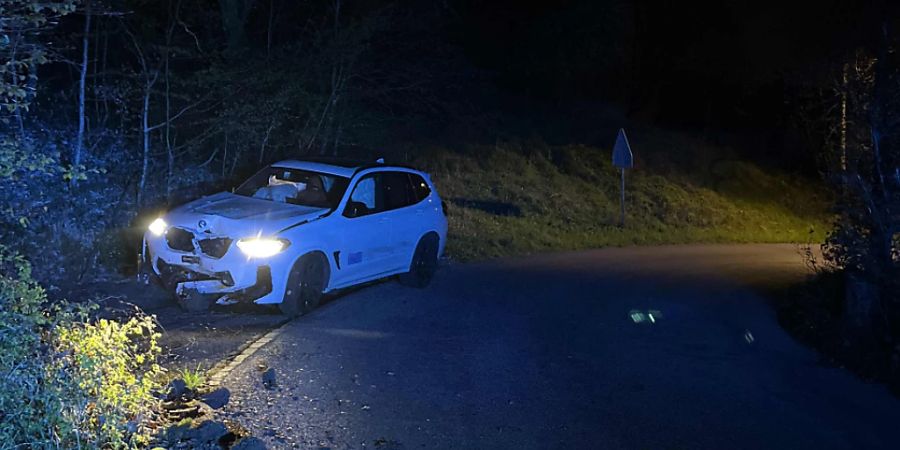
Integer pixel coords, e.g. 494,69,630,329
383,172,414,210
409,173,431,203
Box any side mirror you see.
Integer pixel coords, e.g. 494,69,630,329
343,201,366,218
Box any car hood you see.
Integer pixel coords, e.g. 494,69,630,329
165,192,328,237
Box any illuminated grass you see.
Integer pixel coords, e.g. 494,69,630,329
178,364,206,391
416,144,830,261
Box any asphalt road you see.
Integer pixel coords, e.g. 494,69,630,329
217,244,900,449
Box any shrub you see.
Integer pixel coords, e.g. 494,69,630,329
0,245,162,449
178,364,207,392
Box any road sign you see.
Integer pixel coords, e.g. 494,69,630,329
612,128,633,226
612,128,633,168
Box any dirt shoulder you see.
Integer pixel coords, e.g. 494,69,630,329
65,278,287,372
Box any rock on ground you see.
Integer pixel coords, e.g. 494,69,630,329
201,387,231,409
231,437,267,450
261,368,276,389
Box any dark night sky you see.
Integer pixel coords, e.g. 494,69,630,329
35,0,895,168
450,0,881,128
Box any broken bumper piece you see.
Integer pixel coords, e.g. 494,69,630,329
161,259,272,305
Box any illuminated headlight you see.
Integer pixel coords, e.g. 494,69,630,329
236,238,289,258
148,218,168,236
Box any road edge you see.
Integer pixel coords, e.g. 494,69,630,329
206,318,289,387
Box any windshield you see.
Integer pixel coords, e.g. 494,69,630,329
234,166,350,209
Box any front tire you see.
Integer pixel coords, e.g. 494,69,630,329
399,233,439,288
280,254,328,317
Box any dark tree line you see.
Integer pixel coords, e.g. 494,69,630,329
821,40,900,344
788,7,900,379
2,0,475,281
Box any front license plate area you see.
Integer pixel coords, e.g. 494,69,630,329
181,255,201,264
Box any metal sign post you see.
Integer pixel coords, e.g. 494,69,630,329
619,167,626,225
612,128,634,227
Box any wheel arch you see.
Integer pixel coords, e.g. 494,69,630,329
408,231,441,266
274,248,333,297
295,250,332,288
419,230,441,245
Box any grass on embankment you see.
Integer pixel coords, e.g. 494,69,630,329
413,139,831,261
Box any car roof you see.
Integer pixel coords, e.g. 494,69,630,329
272,160,359,178
272,159,420,178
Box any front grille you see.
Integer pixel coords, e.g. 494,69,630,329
165,227,195,252
198,237,233,258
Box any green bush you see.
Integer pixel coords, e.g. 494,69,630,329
0,245,162,449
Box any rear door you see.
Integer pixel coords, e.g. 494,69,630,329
379,171,417,268
380,171,441,268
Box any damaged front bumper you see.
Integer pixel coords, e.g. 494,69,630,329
141,229,285,305
167,263,272,305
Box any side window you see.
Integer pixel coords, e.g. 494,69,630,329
344,175,382,218
352,177,377,210
408,173,431,203
343,171,429,217
383,172,414,211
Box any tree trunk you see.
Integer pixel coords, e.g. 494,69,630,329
222,133,228,177
92,12,100,122
9,38,25,136
844,272,880,341
165,36,174,202
266,0,276,58
219,0,253,51
333,114,343,157
75,0,92,170
137,87,151,207
840,62,848,171
260,122,274,164
101,21,109,123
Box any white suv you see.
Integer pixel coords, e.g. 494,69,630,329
141,159,448,316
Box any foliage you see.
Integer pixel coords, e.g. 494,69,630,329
816,40,900,345
53,315,162,448
0,0,78,119
0,128,130,282
178,363,206,391
417,141,829,260
775,267,900,394
0,245,162,448
775,33,900,390
820,49,900,278
0,134,58,178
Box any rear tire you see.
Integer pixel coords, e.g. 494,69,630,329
399,233,439,288
280,254,328,317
